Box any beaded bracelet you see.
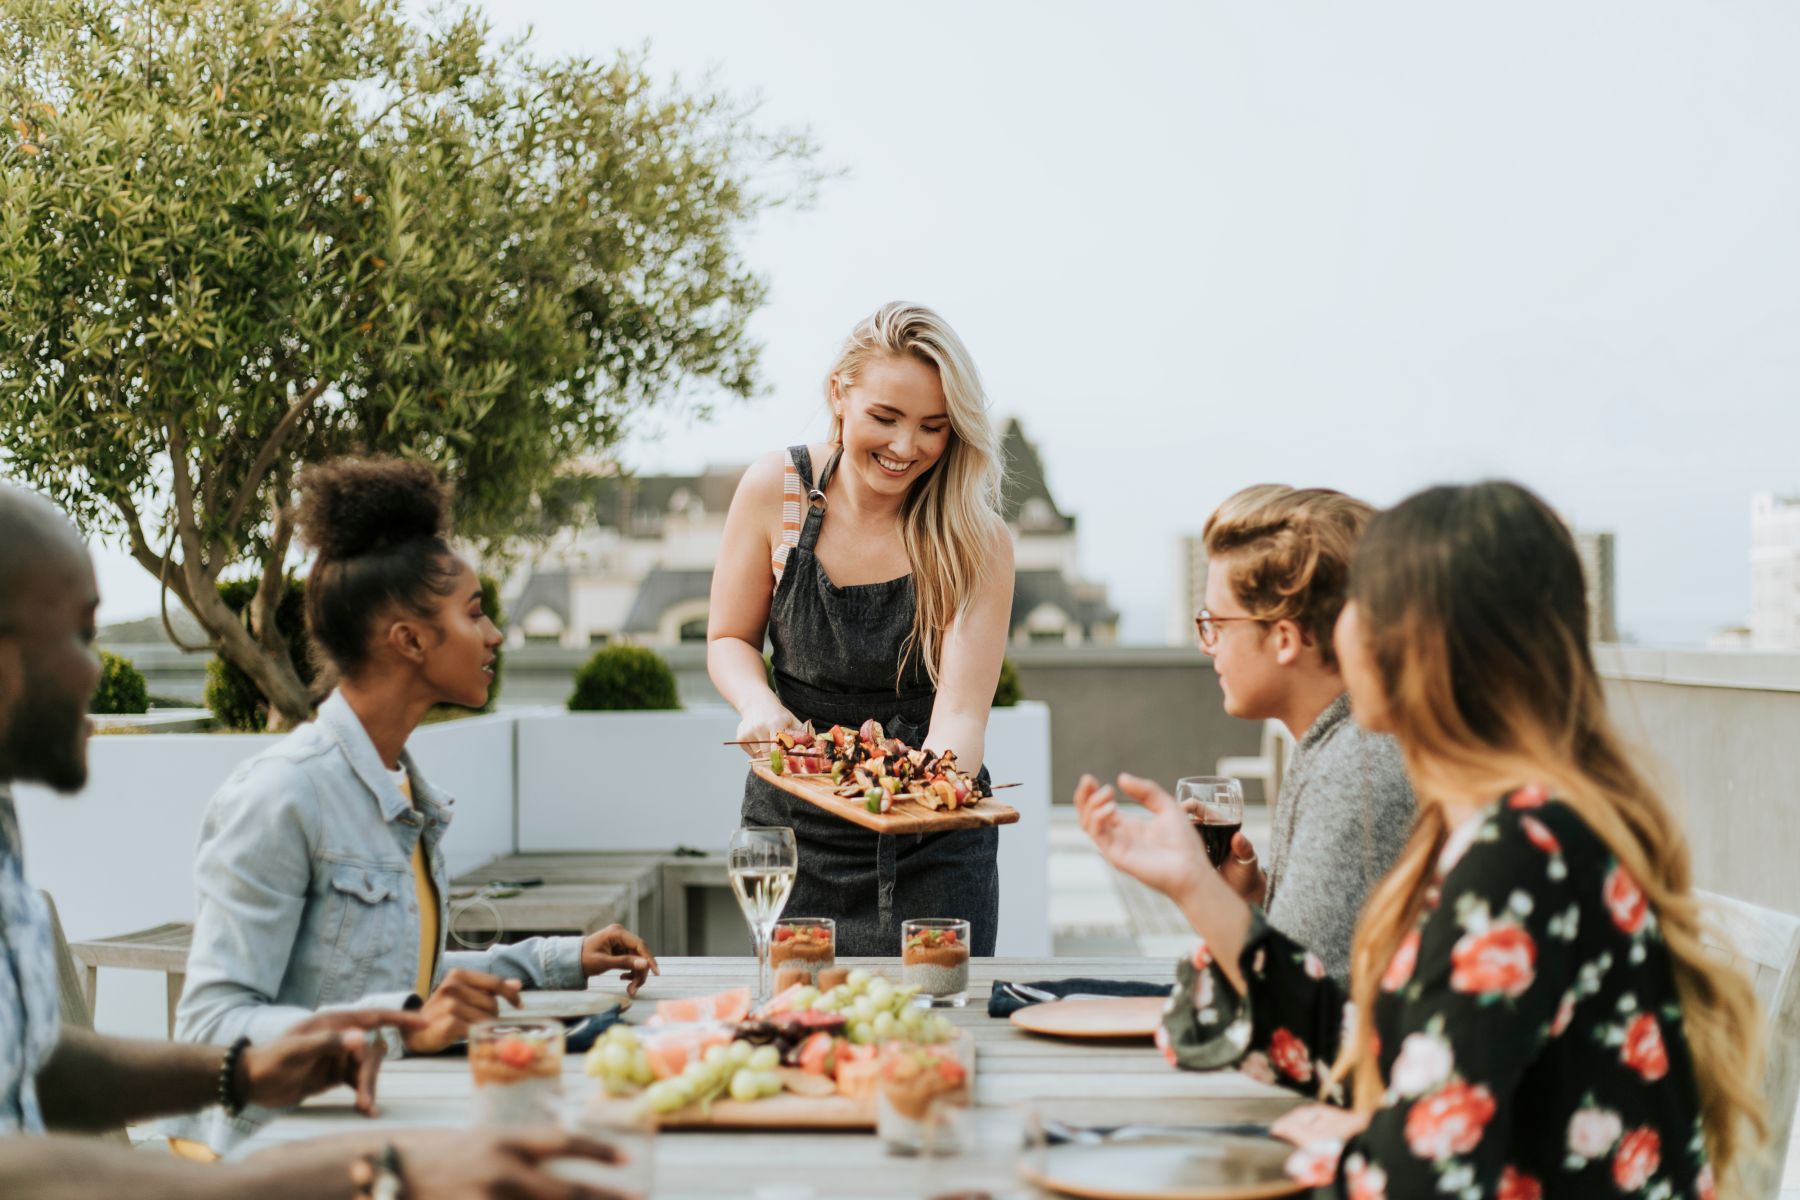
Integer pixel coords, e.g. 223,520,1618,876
218,1036,251,1116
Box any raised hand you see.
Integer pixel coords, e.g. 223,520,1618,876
402,968,523,1055
1074,772,1214,904
376,1128,637,1199
580,924,660,996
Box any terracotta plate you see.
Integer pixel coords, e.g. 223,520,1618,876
1009,996,1167,1040
1017,1136,1304,1200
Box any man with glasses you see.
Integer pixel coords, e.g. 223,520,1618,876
1186,485,1414,983
0,483,629,1198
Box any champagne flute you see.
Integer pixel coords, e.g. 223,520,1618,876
728,826,798,1003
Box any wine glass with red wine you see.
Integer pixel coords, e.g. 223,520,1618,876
1176,776,1245,868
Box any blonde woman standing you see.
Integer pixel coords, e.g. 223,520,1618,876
708,302,1013,956
1079,482,1765,1198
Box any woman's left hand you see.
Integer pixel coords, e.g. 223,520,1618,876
1271,1103,1371,1148
1075,772,1212,904
579,925,660,995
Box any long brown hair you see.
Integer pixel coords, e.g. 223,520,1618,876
1332,481,1766,1181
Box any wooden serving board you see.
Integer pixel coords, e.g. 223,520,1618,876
586,1091,875,1130
750,763,1020,834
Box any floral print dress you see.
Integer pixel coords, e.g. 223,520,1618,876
1159,787,1716,1199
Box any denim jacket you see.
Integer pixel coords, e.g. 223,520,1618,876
169,691,584,1149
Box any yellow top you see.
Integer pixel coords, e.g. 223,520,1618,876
396,771,440,997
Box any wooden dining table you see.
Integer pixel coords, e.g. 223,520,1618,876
232,956,1301,1199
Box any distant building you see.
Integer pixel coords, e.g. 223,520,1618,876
1751,492,1800,650
500,419,1117,649
1169,535,1208,646
1573,529,1618,645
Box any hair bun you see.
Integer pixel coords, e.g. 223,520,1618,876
296,457,451,560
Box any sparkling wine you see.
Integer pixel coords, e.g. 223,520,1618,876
729,865,795,933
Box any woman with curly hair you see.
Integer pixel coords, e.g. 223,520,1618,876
171,458,657,1153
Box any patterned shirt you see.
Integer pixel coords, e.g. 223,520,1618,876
0,783,62,1134
1159,788,1716,1199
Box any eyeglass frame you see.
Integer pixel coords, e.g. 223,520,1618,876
1194,608,1267,651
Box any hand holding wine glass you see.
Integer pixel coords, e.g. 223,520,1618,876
728,826,797,1003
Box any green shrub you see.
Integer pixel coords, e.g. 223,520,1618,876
568,645,681,711
204,578,315,732
90,651,150,714
992,657,1023,707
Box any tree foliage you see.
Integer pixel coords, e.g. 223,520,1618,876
0,0,820,727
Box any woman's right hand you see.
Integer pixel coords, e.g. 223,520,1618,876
735,696,800,748
1075,772,1214,905
401,968,523,1055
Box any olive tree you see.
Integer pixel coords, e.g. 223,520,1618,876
0,0,818,726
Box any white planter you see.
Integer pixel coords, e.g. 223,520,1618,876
514,702,1053,956
14,700,1052,1040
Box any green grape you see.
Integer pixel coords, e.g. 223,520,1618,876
728,1040,754,1065
790,986,819,1010
632,1050,654,1085
646,1080,688,1113
755,1070,784,1098
846,968,871,990
851,996,876,1021
600,1042,632,1075
728,1068,761,1102
872,1011,899,1039
704,1044,731,1069
867,979,893,1004
747,1044,780,1071
898,1006,924,1031
812,995,841,1014
846,1021,875,1045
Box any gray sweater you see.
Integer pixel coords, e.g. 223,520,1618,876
1260,693,1415,982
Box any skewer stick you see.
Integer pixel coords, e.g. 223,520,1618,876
990,782,1022,790
722,738,778,746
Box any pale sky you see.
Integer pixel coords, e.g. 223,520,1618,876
89,2,1800,644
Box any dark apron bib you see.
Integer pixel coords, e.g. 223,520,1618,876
740,445,999,956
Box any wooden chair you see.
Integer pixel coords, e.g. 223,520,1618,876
39,891,131,1146
1698,889,1800,1200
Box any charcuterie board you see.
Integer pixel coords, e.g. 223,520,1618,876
752,762,1019,834
585,1091,875,1130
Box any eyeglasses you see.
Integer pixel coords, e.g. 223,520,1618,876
1194,609,1265,650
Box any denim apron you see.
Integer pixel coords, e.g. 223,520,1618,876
740,445,1000,956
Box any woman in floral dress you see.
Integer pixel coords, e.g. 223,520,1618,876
1077,481,1767,1198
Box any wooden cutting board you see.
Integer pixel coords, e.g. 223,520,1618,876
585,1091,875,1129
751,763,1020,834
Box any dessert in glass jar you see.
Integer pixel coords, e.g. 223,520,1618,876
876,1034,973,1155
469,1018,564,1127
769,917,836,990
901,918,970,1007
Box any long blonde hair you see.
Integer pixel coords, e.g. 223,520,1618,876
825,302,1003,685
1333,482,1766,1183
